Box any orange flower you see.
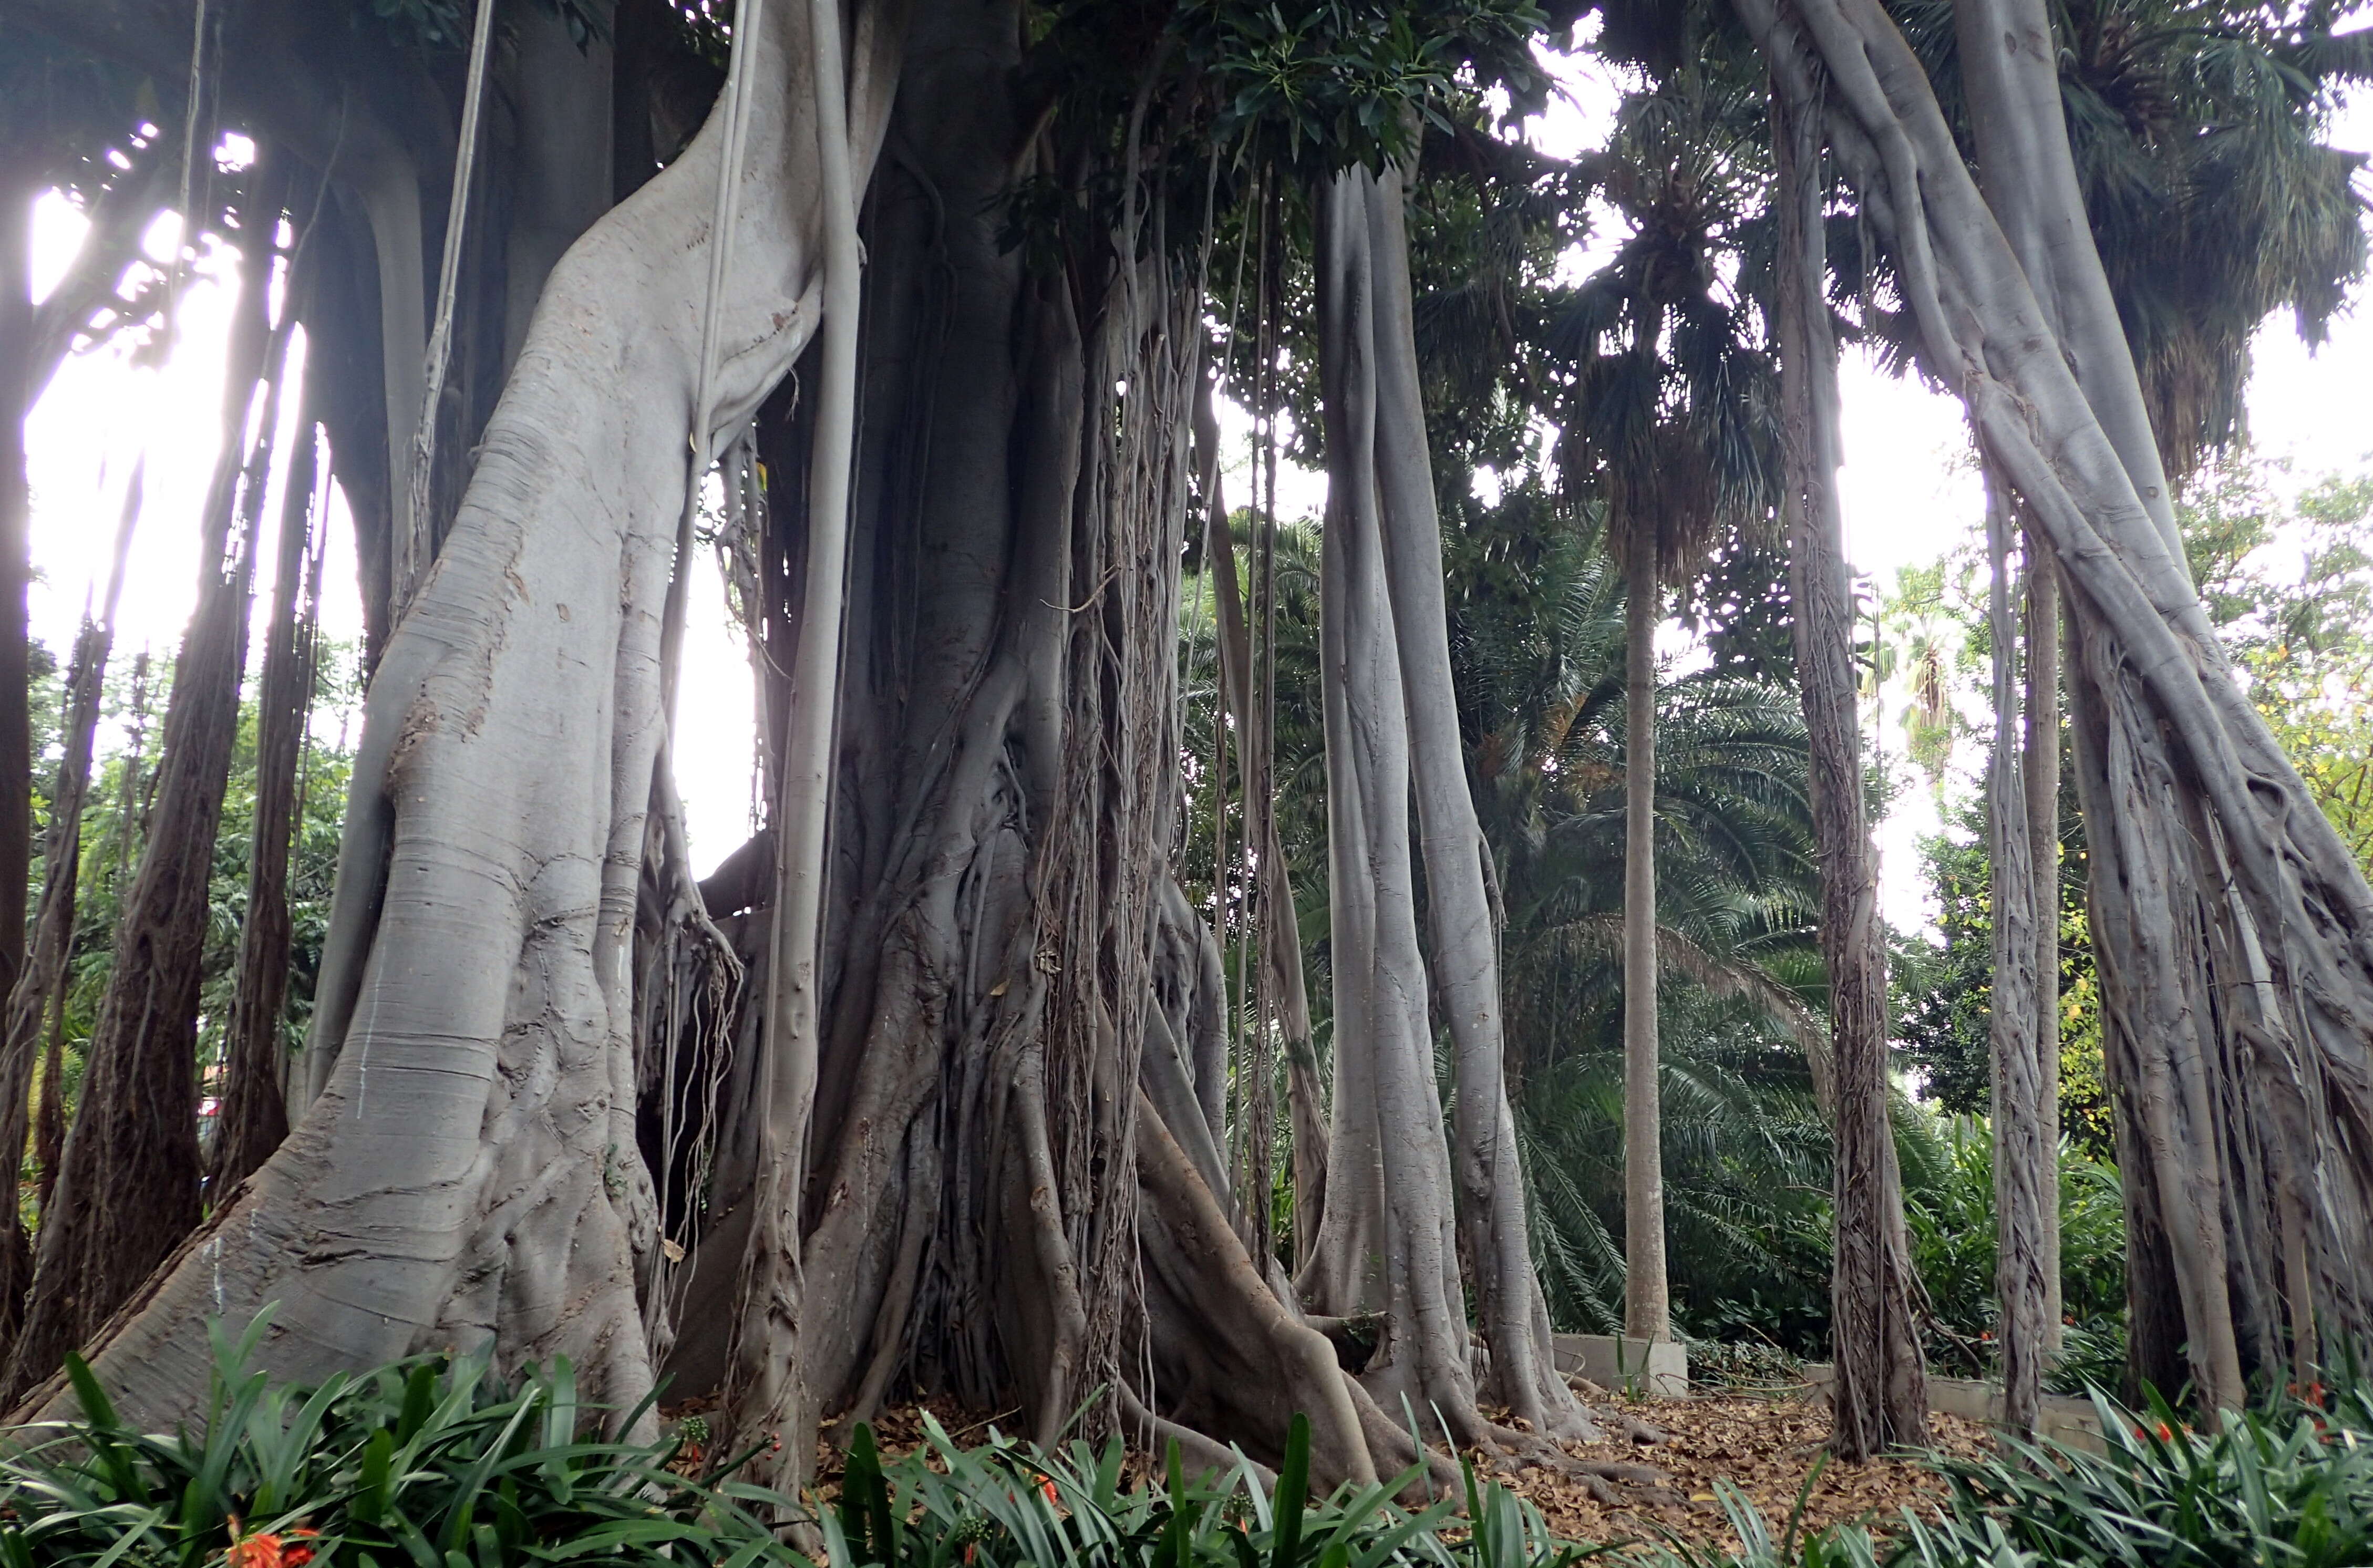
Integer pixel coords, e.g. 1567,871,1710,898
1040,1479,1059,1507
226,1517,318,1568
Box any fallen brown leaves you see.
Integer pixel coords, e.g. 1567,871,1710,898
1516,1388,1993,1557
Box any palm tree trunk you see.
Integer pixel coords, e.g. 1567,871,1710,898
1768,68,1928,1456
1621,523,1669,1343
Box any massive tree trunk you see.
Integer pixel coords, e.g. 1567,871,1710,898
13,2,901,1428
1302,161,1593,1445
1767,70,1928,1456
1747,0,2373,1412
1619,522,1669,1345
3,157,286,1401
19,5,1635,1498
1985,469,2049,1438
210,413,324,1195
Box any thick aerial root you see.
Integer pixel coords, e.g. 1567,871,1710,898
1118,1384,1273,1487
1134,1090,1378,1486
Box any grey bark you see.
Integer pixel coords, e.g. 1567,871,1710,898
1303,161,1593,1445
2026,551,2064,1352
1985,468,2049,1439
1621,527,1669,1344
727,0,866,1482
1766,68,1929,1455
500,2,613,373
0,174,34,1027
15,11,903,1428
1745,0,2373,1412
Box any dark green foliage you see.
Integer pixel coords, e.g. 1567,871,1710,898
4,1353,1585,1568
0,1322,778,1568
1513,1016,1832,1348
828,1408,1587,1568
1893,1119,2128,1389
1176,0,1554,170
1890,764,2113,1163
1648,1385,2373,1566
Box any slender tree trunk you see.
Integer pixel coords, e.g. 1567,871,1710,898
1621,527,1669,1344
1191,377,1325,1255
211,415,322,1195
1356,159,1591,1431
728,0,863,1481
1985,468,2049,1438
0,177,33,1328
0,467,140,1342
2026,553,2063,1352
3,153,286,1402
1303,161,1595,1445
1767,69,1928,1455
0,173,36,1007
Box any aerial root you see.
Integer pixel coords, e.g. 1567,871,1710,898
1119,1384,1277,1488
1596,1408,1671,1446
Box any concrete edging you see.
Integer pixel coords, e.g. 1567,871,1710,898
1799,1361,2106,1453
1551,1333,1689,1397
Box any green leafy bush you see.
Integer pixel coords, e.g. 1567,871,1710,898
1644,1385,2373,1567
0,1321,789,1568
3,1329,1584,1568
829,1409,1587,1568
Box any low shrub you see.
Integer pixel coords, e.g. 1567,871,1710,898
2,1329,1585,1568
1646,1384,2373,1567
0,1322,789,1568
826,1408,1589,1568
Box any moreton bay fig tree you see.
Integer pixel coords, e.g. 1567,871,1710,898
1,0,1672,1493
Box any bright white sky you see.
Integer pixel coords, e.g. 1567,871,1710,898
23,33,2373,923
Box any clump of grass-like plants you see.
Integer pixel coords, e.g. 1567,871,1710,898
1,1323,1589,1568
1645,1383,2373,1567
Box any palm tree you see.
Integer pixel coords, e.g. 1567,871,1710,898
1445,485,1827,1334
1544,80,1778,1342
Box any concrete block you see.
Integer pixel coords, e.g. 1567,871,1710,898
1799,1362,2104,1453
1552,1333,1689,1397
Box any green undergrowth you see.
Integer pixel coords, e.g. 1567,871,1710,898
15,1325,2373,1568
0,1324,1586,1568
1648,1385,2373,1567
